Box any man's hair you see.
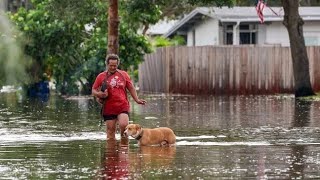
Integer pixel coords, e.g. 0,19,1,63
105,54,120,64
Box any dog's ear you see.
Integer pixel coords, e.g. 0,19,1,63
135,124,142,131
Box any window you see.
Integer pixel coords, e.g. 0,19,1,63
226,33,233,45
224,24,233,45
239,24,257,44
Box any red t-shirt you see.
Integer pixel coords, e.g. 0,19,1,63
92,70,133,115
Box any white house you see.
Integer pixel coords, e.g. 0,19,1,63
164,7,320,46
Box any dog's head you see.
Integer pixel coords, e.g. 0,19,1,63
124,124,142,137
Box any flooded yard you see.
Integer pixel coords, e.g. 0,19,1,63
1,92,320,179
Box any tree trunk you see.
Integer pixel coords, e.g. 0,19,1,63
281,0,315,97
107,0,119,55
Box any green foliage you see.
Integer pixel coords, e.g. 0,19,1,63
0,12,31,86
119,24,152,70
151,35,186,48
294,92,320,101
10,0,151,95
11,2,85,93
152,36,172,47
121,0,162,28
171,36,186,46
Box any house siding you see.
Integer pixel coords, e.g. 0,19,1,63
265,22,290,46
304,21,320,46
257,24,267,45
186,21,320,46
187,31,193,46
187,18,219,46
263,21,320,46
219,25,224,44
165,7,320,46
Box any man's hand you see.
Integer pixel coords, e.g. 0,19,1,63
96,97,104,105
92,89,108,105
136,99,146,105
97,90,108,99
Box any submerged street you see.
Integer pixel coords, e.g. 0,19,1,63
1,92,320,179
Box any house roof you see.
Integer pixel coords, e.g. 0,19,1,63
164,6,320,38
146,19,178,36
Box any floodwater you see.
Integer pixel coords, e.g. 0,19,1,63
1,91,320,179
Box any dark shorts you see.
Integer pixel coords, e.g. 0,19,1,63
103,111,129,121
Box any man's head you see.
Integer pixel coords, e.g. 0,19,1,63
105,54,120,73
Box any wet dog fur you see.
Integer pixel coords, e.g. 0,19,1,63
124,124,176,146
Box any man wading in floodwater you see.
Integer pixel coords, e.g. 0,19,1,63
92,54,146,140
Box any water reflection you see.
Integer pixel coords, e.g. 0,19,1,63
1,93,320,179
101,139,129,179
130,146,176,173
288,100,311,179
134,95,302,132
293,100,312,127
289,145,305,179
101,138,176,179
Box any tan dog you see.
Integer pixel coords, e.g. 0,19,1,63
124,124,176,146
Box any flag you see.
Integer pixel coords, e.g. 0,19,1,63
256,0,266,23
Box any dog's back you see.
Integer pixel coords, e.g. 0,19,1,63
141,127,176,146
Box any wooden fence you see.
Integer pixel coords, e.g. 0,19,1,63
138,45,320,95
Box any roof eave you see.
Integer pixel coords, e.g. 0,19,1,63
163,8,213,38
220,16,320,23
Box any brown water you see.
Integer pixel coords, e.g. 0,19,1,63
1,91,320,179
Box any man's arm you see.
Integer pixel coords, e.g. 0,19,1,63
92,88,108,105
92,88,108,99
127,84,146,105
92,73,108,99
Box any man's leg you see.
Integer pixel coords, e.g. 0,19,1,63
117,113,129,137
105,119,117,140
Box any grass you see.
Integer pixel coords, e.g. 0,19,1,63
297,92,320,101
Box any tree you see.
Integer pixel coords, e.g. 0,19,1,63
10,0,151,95
108,0,119,54
281,0,315,97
